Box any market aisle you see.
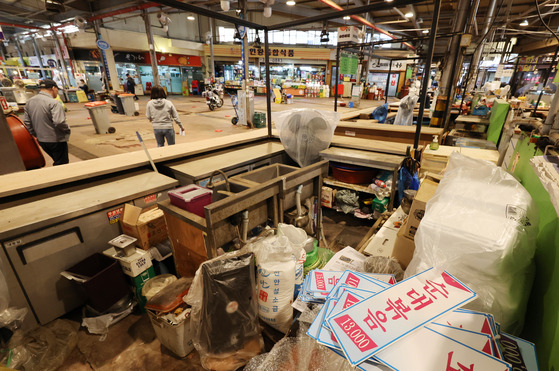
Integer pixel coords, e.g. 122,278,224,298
54,95,387,165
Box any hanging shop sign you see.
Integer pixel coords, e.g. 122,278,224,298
153,53,201,67
369,58,408,71
339,53,359,75
204,45,331,61
337,26,361,45
113,51,147,63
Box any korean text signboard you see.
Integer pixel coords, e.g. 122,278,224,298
327,269,477,365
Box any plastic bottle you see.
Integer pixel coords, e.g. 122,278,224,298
430,135,439,150
372,178,386,188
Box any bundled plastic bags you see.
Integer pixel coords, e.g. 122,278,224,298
274,109,339,167
184,251,264,371
405,153,539,334
394,95,419,126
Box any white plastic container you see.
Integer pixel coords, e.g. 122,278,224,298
147,309,194,357
103,246,153,277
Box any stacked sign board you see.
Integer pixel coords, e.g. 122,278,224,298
299,268,538,370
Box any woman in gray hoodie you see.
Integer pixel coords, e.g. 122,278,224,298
146,86,184,147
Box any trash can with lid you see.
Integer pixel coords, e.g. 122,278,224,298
111,94,124,114
119,93,138,116
85,101,115,134
145,277,194,357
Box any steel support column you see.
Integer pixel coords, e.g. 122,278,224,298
334,46,340,112
265,30,272,137
385,60,392,104
414,0,441,151
142,9,160,86
31,37,45,78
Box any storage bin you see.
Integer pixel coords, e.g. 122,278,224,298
66,253,129,313
330,162,377,184
147,309,193,357
168,185,212,217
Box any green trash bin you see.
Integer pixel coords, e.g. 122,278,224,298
253,112,266,128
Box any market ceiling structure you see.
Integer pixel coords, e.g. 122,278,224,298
0,0,558,57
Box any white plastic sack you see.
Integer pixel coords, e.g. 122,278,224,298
405,153,539,334
274,109,339,167
277,223,308,297
254,232,305,334
394,94,419,126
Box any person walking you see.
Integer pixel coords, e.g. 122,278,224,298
126,73,139,100
23,79,71,165
146,85,183,147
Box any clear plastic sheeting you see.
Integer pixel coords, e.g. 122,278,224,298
274,109,339,167
1,319,78,371
405,153,539,334
394,94,419,126
245,313,392,371
184,250,264,371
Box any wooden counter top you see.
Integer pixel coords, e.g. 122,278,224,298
0,130,268,199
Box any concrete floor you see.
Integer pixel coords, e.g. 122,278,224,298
22,93,384,370
39,94,386,166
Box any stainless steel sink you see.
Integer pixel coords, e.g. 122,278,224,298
209,180,250,202
233,164,298,185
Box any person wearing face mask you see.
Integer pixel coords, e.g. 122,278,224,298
23,79,71,165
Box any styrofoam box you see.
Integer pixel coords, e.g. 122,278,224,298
148,310,194,357
103,246,153,277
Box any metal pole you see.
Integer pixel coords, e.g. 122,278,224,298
51,30,70,88
31,37,45,78
532,46,559,117
209,17,215,79
92,20,110,93
509,57,521,96
385,60,392,104
334,46,340,112
467,0,497,91
14,38,26,73
142,9,160,85
264,30,272,137
414,0,441,151
459,55,474,114
442,35,464,131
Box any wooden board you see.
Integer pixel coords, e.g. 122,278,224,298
330,135,412,156
455,115,490,125
167,142,285,182
0,130,268,199
0,171,178,236
320,147,403,170
163,211,208,278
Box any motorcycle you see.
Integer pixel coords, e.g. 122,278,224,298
202,84,224,111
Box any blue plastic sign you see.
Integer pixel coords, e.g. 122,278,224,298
96,40,110,50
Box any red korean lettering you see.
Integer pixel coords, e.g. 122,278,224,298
345,272,361,287
259,290,268,302
343,294,360,309
407,289,433,310
364,308,387,332
424,279,449,300
385,298,411,320
446,351,474,371
328,276,339,286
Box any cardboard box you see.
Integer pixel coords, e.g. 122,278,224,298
103,246,153,277
120,204,168,250
392,226,416,269
321,186,335,208
401,178,439,239
363,207,407,257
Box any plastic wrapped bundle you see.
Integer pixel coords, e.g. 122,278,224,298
405,153,539,334
394,94,419,126
184,251,264,371
274,109,339,167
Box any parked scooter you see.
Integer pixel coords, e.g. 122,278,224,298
202,84,224,111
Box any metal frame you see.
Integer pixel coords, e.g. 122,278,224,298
151,0,440,149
